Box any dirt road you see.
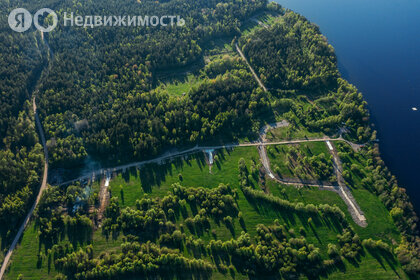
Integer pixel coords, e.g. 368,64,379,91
327,141,367,227
0,98,49,280
235,43,268,92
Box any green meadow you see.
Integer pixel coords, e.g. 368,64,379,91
6,146,404,280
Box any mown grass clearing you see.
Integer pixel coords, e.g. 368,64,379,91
5,224,56,280
265,124,324,141
202,37,234,56
351,188,400,242
159,74,204,96
5,223,123,280
109,147,260,207
325,254,405,280
106,146,403,278
109,147,345,247
269,182,347,210
6,146,404,280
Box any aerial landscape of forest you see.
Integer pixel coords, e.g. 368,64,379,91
0,0,419,279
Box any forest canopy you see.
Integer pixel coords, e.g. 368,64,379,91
0,0,419,278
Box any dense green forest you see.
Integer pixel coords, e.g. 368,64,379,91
36,0,269,167
239,12,338,92
0,0,419,279
0,1,46,257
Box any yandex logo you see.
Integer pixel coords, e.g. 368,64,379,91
8,8,58,33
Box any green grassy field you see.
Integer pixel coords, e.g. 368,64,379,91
351,188,400,242
202,37,234,56
265,124,324,142
159,74,204,96
106,146,404,279
109,147,260,207
266,144,295,177
334,143,400,243
326,255,405,280
2,4,410,279
5,223,124,280
267,181,400,243
269,182,348,210
335,142,371,190
5,146,405,280
155,35,236,98
5,224,56,280
240,11,280,35
109,146,345,247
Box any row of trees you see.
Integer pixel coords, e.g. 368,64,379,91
102,183,240,240
335,141,420,275
34,184,96,250
362,145,420,275
54,242,214,280
238,157,347,225
25,158,403,279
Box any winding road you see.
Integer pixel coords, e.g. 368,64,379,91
0,31,51,280
0,98,49,280
57,135,361,187
328,141,367,227
235,37,366,226
258,135,367,227
1,31,367,279
54,119,367,227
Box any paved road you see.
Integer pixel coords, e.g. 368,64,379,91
257,137,367,227
57,135,359,187
0,116,367,280
51,119,366,227
0,98,49,280
235,43,268,92
0,31,368,278
257,144,338,189
327,141,367,227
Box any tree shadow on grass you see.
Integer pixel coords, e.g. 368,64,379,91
309,222,322,244
138,162,174,193
322,259,347,276
116,151,209,194
365,247,400,277
214,149,230,171
345,254,362,268
243,194,298,227
320,214,344,234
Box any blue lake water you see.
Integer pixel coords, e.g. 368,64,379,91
274,0,420,213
